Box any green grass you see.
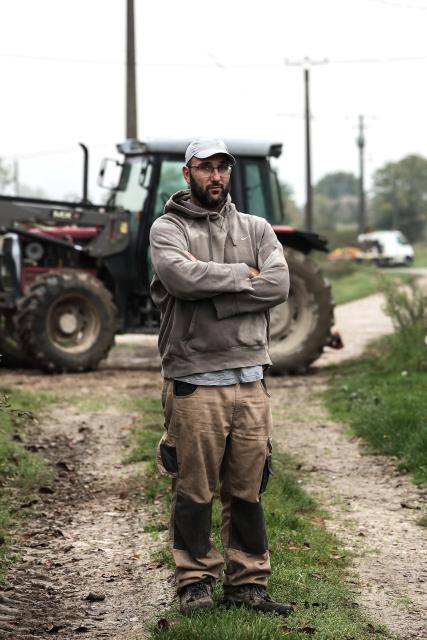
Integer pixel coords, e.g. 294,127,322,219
129,397,392,640
325,326,427,486
0,388,56,581
318,257,415,305
413,242,427,267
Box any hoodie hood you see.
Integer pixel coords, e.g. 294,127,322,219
164,189,236,220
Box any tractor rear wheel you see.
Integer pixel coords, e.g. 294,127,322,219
17,271,117,373
269,248,334,374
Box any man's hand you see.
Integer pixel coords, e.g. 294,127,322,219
248,266,260,279
184,251,197,262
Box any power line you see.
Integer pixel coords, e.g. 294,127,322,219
367,0,427,10
2,52,427,67
329,54,427,64
0,52,125,65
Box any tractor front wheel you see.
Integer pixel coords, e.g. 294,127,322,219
17,271,117,373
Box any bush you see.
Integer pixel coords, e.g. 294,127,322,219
380,277,427,332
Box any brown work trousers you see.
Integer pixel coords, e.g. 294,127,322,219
156,378,273,591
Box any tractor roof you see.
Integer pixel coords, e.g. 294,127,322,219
117,138,282,159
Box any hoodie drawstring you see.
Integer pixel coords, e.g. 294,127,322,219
207,216,214,261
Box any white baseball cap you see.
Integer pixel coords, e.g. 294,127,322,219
185,138,235,165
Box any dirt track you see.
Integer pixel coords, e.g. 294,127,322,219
1,282,427,639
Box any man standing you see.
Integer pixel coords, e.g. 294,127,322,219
150,139,291,615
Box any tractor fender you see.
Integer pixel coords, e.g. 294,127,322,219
272,225,329,255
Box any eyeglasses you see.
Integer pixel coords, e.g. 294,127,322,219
188,162,233,177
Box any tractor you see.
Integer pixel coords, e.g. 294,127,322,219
0,139,336,373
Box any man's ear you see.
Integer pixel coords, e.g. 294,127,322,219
182,166,191,185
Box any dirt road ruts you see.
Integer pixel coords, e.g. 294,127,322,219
0,370,173,639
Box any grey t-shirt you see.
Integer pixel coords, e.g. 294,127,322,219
175,365,263,386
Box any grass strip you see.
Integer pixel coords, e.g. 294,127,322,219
325,326,427,486
129,396,392,640
318,258,415,305
413,242,427,267
0,387,56,581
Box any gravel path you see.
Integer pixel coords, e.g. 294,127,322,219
270,375,427,640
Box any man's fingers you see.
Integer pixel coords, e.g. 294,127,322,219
184,251,198,262
248,267,260,279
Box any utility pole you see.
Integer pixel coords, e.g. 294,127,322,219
126,0,138,139
356,115,366,233
285,57,328,231
304,66,313,232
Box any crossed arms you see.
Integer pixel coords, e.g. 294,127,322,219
149,218,290,318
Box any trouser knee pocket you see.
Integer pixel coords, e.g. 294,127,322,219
259,439,273,494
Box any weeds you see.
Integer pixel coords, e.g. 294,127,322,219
0,389,53,580
326,278,427,485
380,277,427,333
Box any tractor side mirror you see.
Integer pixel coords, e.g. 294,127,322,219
97,158,124,190
138,158,151,187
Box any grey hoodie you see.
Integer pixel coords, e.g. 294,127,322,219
149,190,289,378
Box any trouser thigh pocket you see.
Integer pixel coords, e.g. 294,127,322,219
157,431,178,477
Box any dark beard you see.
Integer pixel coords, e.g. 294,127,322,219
189,174,230,210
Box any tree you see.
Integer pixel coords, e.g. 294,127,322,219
372,155,427,241
314,172,358,230
315,172,358,199
279,181,302,227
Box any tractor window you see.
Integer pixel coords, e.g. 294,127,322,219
241,159,283,224
114,158,150,214
154,160,187,219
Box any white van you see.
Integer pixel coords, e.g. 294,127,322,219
357,230,414,266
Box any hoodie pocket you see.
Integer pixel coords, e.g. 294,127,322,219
184,305,199,342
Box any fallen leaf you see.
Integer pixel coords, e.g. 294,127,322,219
21,498,39,508
84,592,106,602
401,502,421,510
47,624,64,633
56,460,75,472
39,486,55,495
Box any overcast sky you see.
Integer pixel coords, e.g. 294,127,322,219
1,0,427,205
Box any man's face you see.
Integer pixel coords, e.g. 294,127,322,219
183,153,231,210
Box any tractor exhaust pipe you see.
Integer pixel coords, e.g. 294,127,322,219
79,142,89,204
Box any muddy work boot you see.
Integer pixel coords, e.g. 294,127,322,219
222,584,292,617
179,578,214,614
